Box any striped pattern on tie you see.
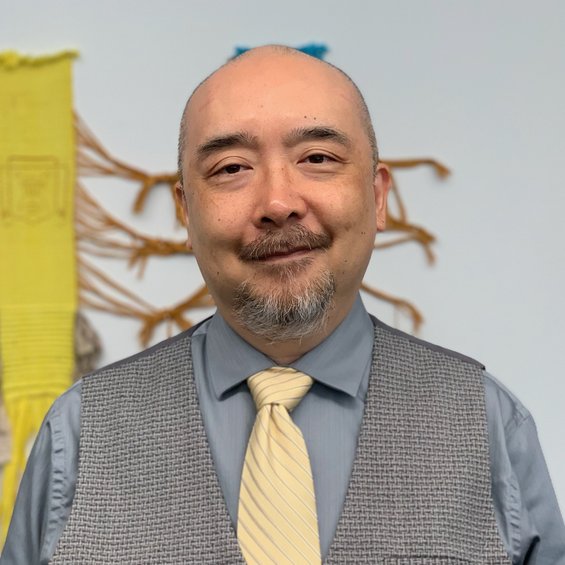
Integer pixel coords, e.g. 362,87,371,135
237,367,321,565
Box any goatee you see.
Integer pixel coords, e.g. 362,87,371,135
233,225,336,342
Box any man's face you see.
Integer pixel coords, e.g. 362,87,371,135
178,49,389,339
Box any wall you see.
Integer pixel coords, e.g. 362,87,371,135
3,0,563,512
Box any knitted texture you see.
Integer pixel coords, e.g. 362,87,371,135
325,321,510,564
0,51,78,543
50,331,244,564
50,319,510,564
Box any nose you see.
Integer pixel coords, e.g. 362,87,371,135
255,165,308,228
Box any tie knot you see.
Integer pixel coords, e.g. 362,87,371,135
247,367,313,411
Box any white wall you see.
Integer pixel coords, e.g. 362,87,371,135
3,0,563,511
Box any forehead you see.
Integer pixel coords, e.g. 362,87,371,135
184,53,365,151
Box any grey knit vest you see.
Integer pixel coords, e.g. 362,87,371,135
50,318,510,564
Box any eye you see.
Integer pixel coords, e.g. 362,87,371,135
220,163,243,175
211,162,251,178
305,154,333,164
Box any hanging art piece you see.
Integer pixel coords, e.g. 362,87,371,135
0,45,449,543
0,50,78,541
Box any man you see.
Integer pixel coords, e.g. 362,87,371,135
2,45,564,564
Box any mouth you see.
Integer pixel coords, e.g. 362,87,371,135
239,225,332,264
255,246,316,262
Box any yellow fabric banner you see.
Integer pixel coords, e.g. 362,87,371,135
0,50,78,542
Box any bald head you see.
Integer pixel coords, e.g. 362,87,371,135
174,45,391,350
177,45,378,184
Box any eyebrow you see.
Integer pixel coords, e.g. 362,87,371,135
195,131,259,159
194,126,351,161
283,126,352,149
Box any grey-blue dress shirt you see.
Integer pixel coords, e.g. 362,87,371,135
2,297,565,564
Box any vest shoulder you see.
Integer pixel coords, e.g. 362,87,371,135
82,322,202,383
370,314,485,369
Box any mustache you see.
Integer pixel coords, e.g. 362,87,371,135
239,224,331,261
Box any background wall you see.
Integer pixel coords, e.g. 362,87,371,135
2,0,563,510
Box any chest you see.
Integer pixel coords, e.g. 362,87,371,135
50,325,510,564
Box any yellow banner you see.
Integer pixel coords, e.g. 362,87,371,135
0,50,78,542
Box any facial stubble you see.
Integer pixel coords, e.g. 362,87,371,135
232,226,336,342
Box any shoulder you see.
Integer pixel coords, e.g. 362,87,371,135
77,322,212,421
483,370,533,437
370,315,533,429
85,326,196,381
37,324,202,431
45,379,82,434
369,314,484,368
79,320,212,396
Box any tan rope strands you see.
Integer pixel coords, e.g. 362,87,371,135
76,182,188,275
79,257,212,346
377,159,452,264
76,114,181,219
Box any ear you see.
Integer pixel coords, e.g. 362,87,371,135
174,181,192,249
373,163,391,232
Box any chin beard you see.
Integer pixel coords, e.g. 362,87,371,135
232,267,336,342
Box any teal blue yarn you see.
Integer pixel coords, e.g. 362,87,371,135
232,43,328,60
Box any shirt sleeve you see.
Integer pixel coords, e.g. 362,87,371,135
0,382,81,565
509,415,565,564
484,372,565,564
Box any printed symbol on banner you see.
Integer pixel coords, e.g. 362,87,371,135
1,156,68,223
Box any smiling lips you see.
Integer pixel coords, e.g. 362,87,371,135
239,225,332,263
256,246,314,262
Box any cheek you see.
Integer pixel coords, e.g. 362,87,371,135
321,188,377,238
325,196,377,268
189,194,244,249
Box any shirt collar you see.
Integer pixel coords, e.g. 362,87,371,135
201,294,374,400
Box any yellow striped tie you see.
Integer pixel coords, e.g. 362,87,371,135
237,367,321,565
